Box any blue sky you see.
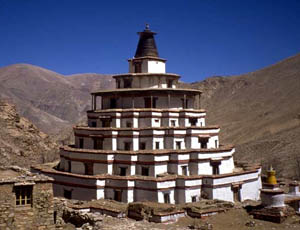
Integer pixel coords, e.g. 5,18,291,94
0,0,300,82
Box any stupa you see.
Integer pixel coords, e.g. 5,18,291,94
33,25,262,204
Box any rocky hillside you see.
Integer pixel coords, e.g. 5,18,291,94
0,64,114,134
183,53,300,178
0,100,59,167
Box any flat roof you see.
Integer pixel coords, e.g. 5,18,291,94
0,166,53,184
61,144,233,155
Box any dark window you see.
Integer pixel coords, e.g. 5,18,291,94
164,193,170,204
117,80,121,88
102,119,111,127
15,186,32,206
181,166,188,176
114,190,122,202
212,164,220,175
91,121,97,127
126,121,132,127
153,97,158,108
139,142,146,150
54,211,57,224
181,98,188,109
199,138,208,149
120,167,127,176
176,141,182,150
192,196,197,202
124,79,132,88
232,186,241,202
170,120,176,127
64,189,72,199
93,138,103,150
134,63,142,73
68,161,72,172
79,138,84,148
189,118,197,126
167,79,173,88
141,167,149,176
124,142,131,151
84,162,94,175
110,98,117,108
144,97,151,108
155,142,160,149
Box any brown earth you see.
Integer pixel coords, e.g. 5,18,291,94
0,100,59,168
181,53,300,178
57,198,300,230
0,63,114,134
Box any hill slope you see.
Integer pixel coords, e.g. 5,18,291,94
0,100,59,167
186,53,300,177
0,64,114,134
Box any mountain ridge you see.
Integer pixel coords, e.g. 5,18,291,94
0,63,114,134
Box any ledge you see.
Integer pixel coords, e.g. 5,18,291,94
60,144,234,155
91,87,202,96
32,162,260,184
127,56,167,62
73,125,220,132
112,73,179,79
87,108,206,113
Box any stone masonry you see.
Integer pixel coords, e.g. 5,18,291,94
0,166,55,230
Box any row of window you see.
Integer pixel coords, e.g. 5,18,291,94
90,117,200,128
116,78,174,89
66,161,221,177
78,138,216,150
107,97,189,109
63,188,179,204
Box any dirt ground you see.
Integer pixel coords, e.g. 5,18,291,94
78,208,300,230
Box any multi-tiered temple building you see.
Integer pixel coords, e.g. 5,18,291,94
34,25,262,204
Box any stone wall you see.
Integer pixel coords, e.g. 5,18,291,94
0,182,55,230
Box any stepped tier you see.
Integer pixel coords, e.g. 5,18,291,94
32,162,261,203
91,88,202,111
33,25,262,205
87,108,207,128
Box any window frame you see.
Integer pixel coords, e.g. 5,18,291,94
15,185,33,206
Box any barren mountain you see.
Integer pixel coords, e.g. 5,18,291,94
0,64,114,134
0,100,59,167
183,53,300,178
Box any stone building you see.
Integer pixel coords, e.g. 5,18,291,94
0,166,55,230
33,25,262,204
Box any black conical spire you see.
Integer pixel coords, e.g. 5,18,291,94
134,24,159,58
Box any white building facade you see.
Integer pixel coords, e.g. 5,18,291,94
34,25,261,204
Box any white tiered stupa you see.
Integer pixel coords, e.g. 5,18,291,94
34,25,262,204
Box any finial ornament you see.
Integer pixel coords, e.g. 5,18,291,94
145,23,150,30
270,165,273,171
266,165,277,185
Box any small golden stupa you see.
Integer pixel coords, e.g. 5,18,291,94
266,165,277,185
